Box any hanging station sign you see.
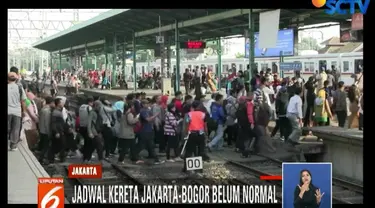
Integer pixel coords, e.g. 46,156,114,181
180,41,206,49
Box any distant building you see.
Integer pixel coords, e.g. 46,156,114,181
318,37,362,54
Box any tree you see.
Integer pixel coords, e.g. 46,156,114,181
298,37,321,51
235,52,245,58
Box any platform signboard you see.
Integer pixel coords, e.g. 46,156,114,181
279,62,302,71
245,29,294,58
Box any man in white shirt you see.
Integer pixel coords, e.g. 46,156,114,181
286,87,303,145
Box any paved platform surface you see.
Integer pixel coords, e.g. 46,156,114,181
26,78,227,97
306,126,363,141
8,140,50,204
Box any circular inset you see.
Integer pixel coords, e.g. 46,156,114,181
312,0,326,8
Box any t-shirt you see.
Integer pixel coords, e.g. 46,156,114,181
8,82,27,117
140,108,153,133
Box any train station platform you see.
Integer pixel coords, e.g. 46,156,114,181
79,87,227,101
306,126,363,183
8,140,50,204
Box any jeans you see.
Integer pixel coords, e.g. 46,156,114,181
286,114,301,144
8,115,22,149
208,124,225,150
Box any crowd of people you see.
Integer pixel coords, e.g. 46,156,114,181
8,64,363,172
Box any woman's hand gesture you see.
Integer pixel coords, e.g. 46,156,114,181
315,189,324,204
298,183,309,192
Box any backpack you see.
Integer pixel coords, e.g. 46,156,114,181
207,105,218,131
255,90,271,125
226,101,238,120
276,90,289,116
92,110,104,133
65,112,74,129
236,103,250,127
231,78,240,90
222,99,229,114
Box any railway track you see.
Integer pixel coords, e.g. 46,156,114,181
57,96,362,204
224,154,363,204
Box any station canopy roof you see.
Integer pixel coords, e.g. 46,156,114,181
32,9,350,53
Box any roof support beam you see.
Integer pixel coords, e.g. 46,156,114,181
135,9,267,38
32,9,129,47
52,39,105,53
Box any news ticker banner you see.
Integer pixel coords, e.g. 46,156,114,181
38,163,332,207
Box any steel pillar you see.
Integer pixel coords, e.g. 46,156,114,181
69,48,73,70
49,52,53,71
104,39,108,72
122,38,126,80
112,35,117,87
175,21,180,92
160,34,167,77
133,33,137,92
217,38,222,90
85,43,88,71
31,53,35,71
279,51,284,78
248,9,255,89
59,50,62,70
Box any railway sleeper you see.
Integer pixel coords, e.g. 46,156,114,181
333,190,359,198
341,196,363,204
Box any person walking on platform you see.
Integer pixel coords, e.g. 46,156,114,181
137,99,164,165
100,100,116,159
183,68,192,95
8,71,27,151
86,100,105,163
236,96,256,157
273,81,291,141
118,103,142,164
49,98,67,163
183,101,210,172
207,94,226,151
286,87,303,146
164,103,183,162
79,97,94,161
332,81,347,128
253,77,276,153
38,96,54,163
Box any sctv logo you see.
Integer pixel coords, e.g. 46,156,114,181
312,0,370,14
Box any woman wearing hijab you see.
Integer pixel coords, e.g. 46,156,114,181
314,87,333,126
22,92,39,150
112,99,125,154
164,103,183,162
